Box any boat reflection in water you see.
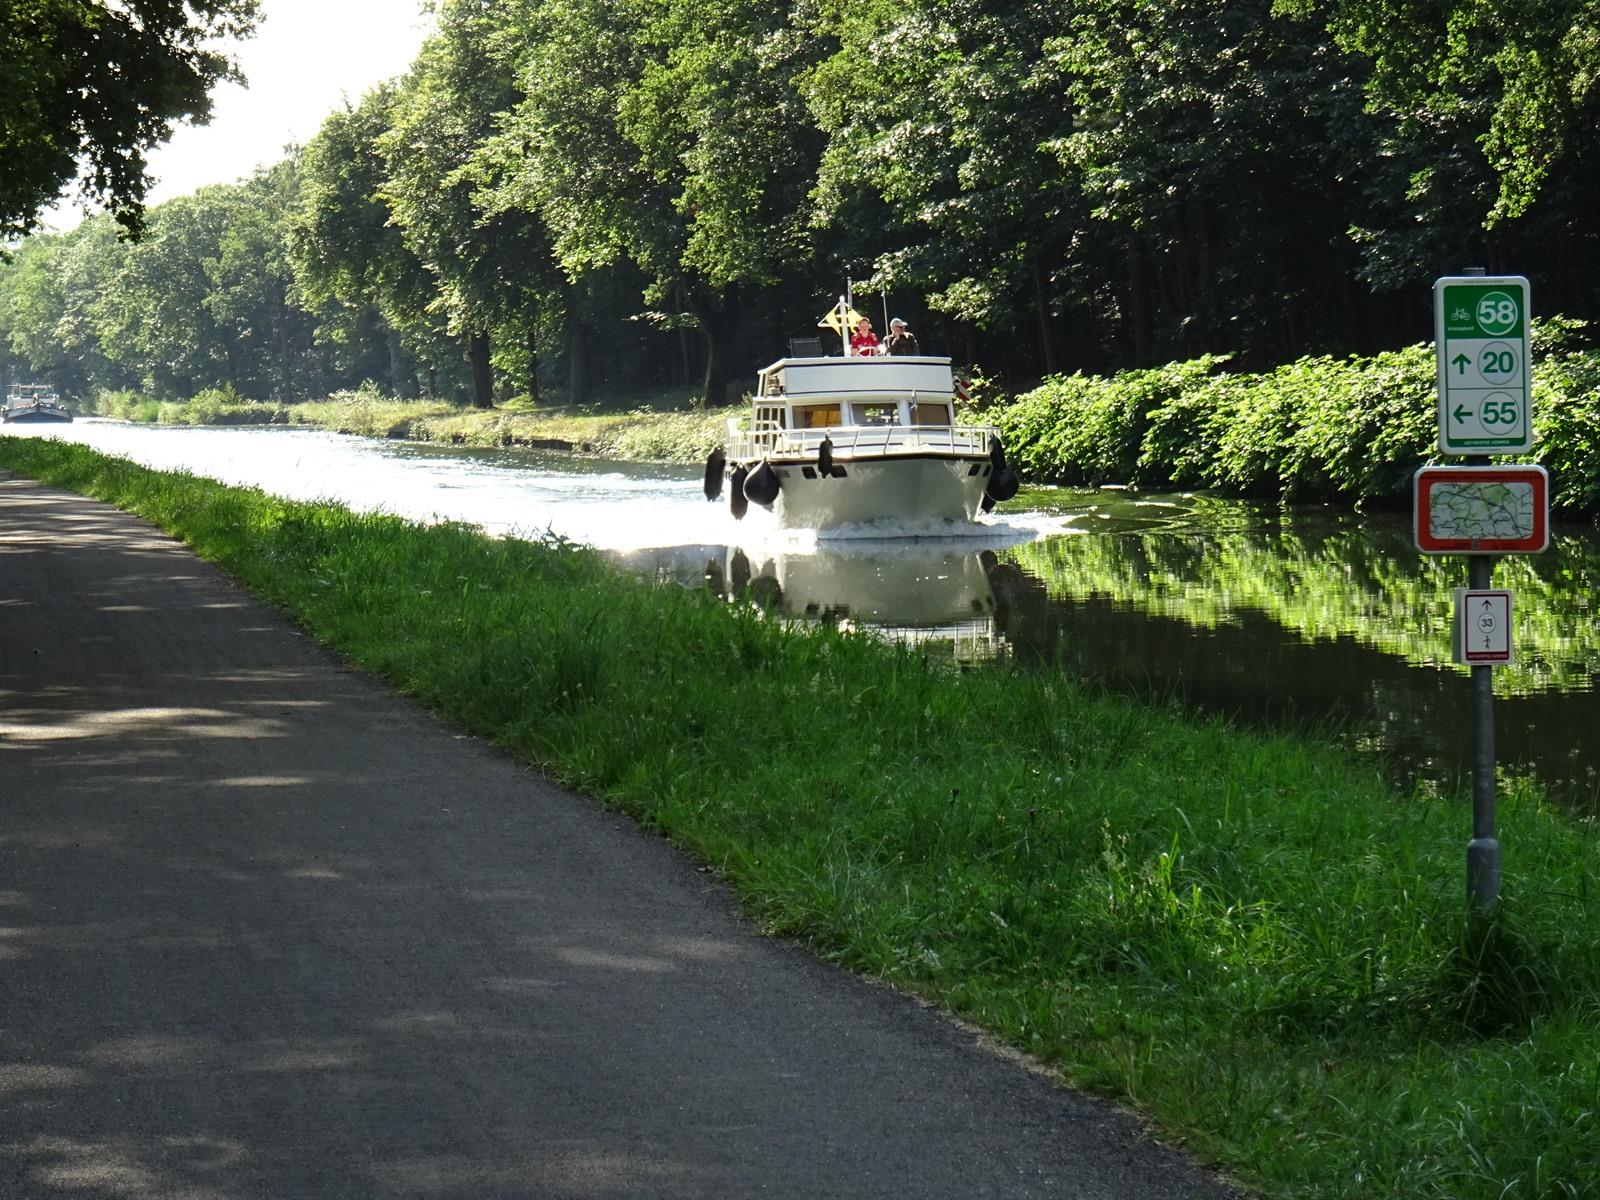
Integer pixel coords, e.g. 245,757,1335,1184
611,539,1014,662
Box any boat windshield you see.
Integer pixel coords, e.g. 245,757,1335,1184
794,404,841,428
912,402,952,426
851,402,899,426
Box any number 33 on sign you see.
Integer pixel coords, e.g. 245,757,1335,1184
1453,589,1513,666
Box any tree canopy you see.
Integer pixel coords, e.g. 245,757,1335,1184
1,0,261,240
4,0,1597,406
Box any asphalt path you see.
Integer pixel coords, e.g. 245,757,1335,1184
0,470,1239,1199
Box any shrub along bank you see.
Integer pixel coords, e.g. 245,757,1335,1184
987,324,1600,514
4,436,1600,1199
89,383,738,463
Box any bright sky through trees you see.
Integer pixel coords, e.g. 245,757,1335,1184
42,0,432,230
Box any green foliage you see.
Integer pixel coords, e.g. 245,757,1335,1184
7,0,1600,407
1286,0,1600,223
9,435,1600,1199
0,1,260,239
992,330,1600,510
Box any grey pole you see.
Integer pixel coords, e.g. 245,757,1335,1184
1458,267,1501,916
1467,552,1500,914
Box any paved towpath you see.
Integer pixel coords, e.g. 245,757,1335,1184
0,470,1239,1199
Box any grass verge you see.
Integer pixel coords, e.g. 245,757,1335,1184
5,436,1600,1199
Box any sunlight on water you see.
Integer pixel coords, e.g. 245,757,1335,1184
19,421,1075,552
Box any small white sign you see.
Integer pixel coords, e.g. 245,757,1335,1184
1453,589,1513,666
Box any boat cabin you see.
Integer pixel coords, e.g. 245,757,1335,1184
753,356,957,431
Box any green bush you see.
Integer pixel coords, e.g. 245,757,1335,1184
993,323,1600,512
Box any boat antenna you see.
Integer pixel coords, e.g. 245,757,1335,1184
881,292,890,339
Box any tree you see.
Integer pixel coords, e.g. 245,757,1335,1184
290,88,454,398
1,0,261,239
380,0,558,409
1280,0,1600,222
497,0,828,404
205,163,320,400
805,0,1088,371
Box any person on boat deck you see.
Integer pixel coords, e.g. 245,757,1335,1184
885,317,921,355
849,317,881,356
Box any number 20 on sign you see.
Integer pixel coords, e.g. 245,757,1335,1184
1435,275,1533,455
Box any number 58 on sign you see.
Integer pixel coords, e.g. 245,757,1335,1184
1435,275,1533,455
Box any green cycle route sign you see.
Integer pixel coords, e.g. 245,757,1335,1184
1435,275,1533,455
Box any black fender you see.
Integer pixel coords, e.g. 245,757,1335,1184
729,465,749,520
744,460,780,507
818,436,834,479
985,464,1019,505
703,447,726,500
988,434,1008,471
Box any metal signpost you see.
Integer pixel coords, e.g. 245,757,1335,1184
1421,272,1547,916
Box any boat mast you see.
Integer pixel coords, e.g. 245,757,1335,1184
843,279,854,357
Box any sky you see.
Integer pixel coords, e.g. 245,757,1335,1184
43,0,434,230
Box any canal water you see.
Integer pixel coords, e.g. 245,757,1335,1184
12,420,1599,807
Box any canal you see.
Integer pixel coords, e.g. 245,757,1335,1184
12,419,1598,808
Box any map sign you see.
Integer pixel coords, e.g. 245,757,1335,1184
1435,276,1533,454
1413,465,1549,554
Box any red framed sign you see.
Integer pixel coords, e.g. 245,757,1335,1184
1413,465,1550,555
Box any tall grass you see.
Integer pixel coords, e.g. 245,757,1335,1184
6,435,1600,1198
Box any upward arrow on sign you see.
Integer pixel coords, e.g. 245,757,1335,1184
1453,354,1470,373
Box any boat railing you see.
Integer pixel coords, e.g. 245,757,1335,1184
726,420,992,461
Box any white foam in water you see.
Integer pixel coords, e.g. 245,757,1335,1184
14,420,1069,552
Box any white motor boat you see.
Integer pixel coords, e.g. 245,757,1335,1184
706,347,1019,530
2,384,73,424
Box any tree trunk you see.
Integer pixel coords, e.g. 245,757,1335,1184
469,331,493,408
1127,245,1151,364
274,285,293,400
687,285,740,408
567,318,590,406
1032,251,1059,376
526,320,541,405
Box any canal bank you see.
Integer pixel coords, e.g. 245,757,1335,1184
7,437,1600,1200
11,418,1600,809
87,385,736,464
0,465,1233,1200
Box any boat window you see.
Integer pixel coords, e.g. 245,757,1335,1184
911,403,951,426
762,372,784,396
852,403,899,426
794,405,840,428
756,405,787,428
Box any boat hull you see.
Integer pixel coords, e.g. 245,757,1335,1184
739,451,993,529
1,408,73,424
